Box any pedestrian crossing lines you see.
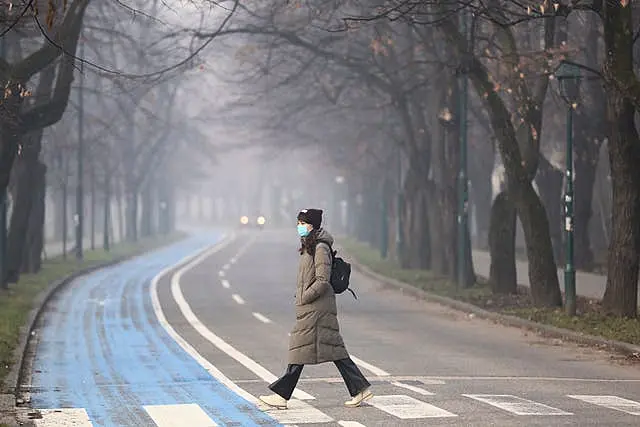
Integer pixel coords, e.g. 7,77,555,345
32,393,640,426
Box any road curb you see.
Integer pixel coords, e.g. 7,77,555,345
345,253,640,358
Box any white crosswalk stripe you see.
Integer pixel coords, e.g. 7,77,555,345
390,381,434,396
367,394,457,419
262,399,333,424
33,393,640,425
34,408,93,426
463,394,573,415
568,395,640,416
143,403,218,426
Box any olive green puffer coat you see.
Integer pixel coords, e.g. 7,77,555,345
288,229,349,365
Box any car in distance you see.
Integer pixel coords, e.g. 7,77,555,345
239,215,267,230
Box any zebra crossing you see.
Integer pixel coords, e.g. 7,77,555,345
33,392,640,426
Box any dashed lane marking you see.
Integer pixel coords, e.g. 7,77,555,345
253,312,272,323
171,244,315,401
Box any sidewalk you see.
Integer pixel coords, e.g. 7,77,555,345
472,250,640,305
43,233,115,259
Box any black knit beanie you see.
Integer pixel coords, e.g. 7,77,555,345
297,209,323,229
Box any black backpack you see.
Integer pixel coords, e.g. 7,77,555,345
320,243,357,299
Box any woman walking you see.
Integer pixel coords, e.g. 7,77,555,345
259,208,372,410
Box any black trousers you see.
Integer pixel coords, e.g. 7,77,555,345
269,357,371,400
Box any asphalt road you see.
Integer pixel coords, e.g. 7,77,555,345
25,229,640,427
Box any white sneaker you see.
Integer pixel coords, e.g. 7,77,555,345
344,388,373,407
259,394,288,410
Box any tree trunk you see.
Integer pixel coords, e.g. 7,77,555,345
515,184,562,306
6,131,43,283
62,158,69,260
0,88,23,199
116,182,124,242
601,2,640,318
140,185,153,238
573,120,601,271
428,181,447,275
90,164,95,250
419,188,432,270
489,191,517,293
572,15,605,271
126,188,138,242
536,156,563,263
103,173,110,251
21,162,46,274
469,139,494,250
573,139,599,271
400,164,431,269
167,184,176,233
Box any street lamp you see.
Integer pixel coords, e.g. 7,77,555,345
555,61,582,316
458,8,471,290
439,108,458,283
0,36,7,287
75,39,85,260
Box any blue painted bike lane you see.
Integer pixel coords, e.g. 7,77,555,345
29,232,281,426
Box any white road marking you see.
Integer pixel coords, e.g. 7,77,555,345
464,394,572,415
367,395,457,419
231,237,257,264
144,403,218,426
233,376,444,385
338,421,367,427
221,280,230,289
253,312,272,323
261,399,333,424
218,270,225,277
223,263,230,270
390,381,434,396
351,355,390,376
568,395,640,416
150,237,331,424
419,376,640,382
171,244,315,401
150,236,260,406
34,408,93,426
232,294,245,305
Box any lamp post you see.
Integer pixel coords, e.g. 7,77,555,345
555,61,582,316
396,145,403,263
0,36,7,287
458,8,470,289
439,107,456,282
380,174,389,259
75,39,85,260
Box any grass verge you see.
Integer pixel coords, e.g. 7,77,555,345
341,238,640,347
0,232,186,387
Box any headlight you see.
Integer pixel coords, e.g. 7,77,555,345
240,216,249,225
257,216,266,225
